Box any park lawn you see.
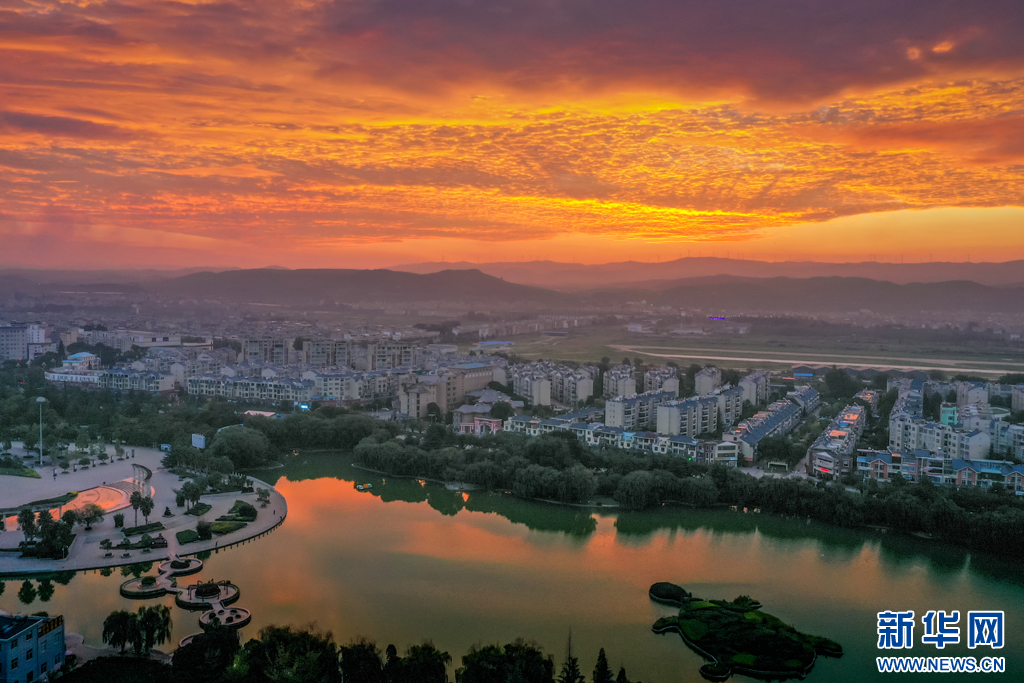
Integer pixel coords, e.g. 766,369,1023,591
210,521,247,535
186,503,213,517
0,466,41,478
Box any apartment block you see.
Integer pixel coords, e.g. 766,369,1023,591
656,396,720,437
603,365,636,399
0,613,65,682
644,366,680,394
604,390,677,431
723,400,802,462
738,370,771,405
301,339,352,368
808,404,867,478
242,338,289,365
0,325,27,362
694,367,722,396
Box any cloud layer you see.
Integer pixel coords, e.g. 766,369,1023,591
1,0,1023,263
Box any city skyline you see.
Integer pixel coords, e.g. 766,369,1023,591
2,1,1024,268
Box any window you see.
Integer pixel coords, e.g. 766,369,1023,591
26,648,32,660
11,657,17,669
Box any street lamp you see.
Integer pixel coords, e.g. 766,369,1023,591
36,397,45,466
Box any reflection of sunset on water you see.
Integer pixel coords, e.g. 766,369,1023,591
2,459,1022,682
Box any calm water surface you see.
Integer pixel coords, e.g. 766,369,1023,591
3,453,1023,682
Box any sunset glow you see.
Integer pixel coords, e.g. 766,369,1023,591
2,1,1023,267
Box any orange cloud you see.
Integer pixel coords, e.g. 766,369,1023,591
0,0,1023,266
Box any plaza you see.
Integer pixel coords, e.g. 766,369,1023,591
0,442,287,576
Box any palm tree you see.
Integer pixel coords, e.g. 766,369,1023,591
129,491,143,526
102,610,136,653
140,496,155,524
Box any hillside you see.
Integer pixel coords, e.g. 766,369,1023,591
583,277,1024,314
395,258,1024,289
147,268,566,306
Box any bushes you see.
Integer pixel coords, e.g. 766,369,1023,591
217,500,257,522
141,576,157,587
196,521,213,540
176,530,200,545
186,503,212,517
122,522,165,537
210,521,246,535
114,512,125,528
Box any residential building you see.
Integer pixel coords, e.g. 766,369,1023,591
786,385,821,413
1013,385,1024,413
603,365,636,399
300,339,352,368
644,366,680,394
366,341,417,370
604,390,676,431
739,370,771,405
694,367,722,396
888,414,991,461
0,613,65,682
808,404,867,478
0,325,27,362
712,385,744,427
242,338,289,365
723,400,802,462
98,369,176,393
656,396,720,437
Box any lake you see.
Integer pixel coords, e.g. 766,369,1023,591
2,453,1022,681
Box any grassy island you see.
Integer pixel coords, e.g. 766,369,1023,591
649,582,841,681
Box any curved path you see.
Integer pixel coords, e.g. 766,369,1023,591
0,444,287,577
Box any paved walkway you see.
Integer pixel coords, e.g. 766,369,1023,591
0,444,287,576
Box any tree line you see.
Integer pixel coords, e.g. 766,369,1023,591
69,621,640,683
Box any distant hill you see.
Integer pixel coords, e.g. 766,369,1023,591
0,266,238,285
394,257,1024,289
147,268,566,306
583,276,1024,314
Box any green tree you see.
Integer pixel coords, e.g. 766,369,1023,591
208,426,272,468
340,638,384,683
593,649,613,683
130,490,143,526
824,367,859,399
137,605,173,655
490,401,515,421
557,636,585,683
17,508,37,542
102,610,136,653
140,496,155,524
80,502,105,529
237,625,342,683
402,642,452,683
172,626,240,683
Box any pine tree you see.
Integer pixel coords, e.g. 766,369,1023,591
616,667,630,683
593,649,613,683
558,634,586,683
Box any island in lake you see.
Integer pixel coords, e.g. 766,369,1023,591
649,582,842,682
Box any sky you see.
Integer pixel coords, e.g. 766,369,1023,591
1,0,1024,269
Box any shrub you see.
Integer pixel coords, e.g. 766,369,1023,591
176,493,186,507
210,521,246,535
163,507,173,517
196,521,213,541
186,503,213,517
141,576,157,587
122,522,165,537
113,513,125,528
176,530,200,545
170,559,191,569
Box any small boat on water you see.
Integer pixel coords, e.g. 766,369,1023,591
356,483,374,491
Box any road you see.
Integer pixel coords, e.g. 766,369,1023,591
609,344,1023,376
